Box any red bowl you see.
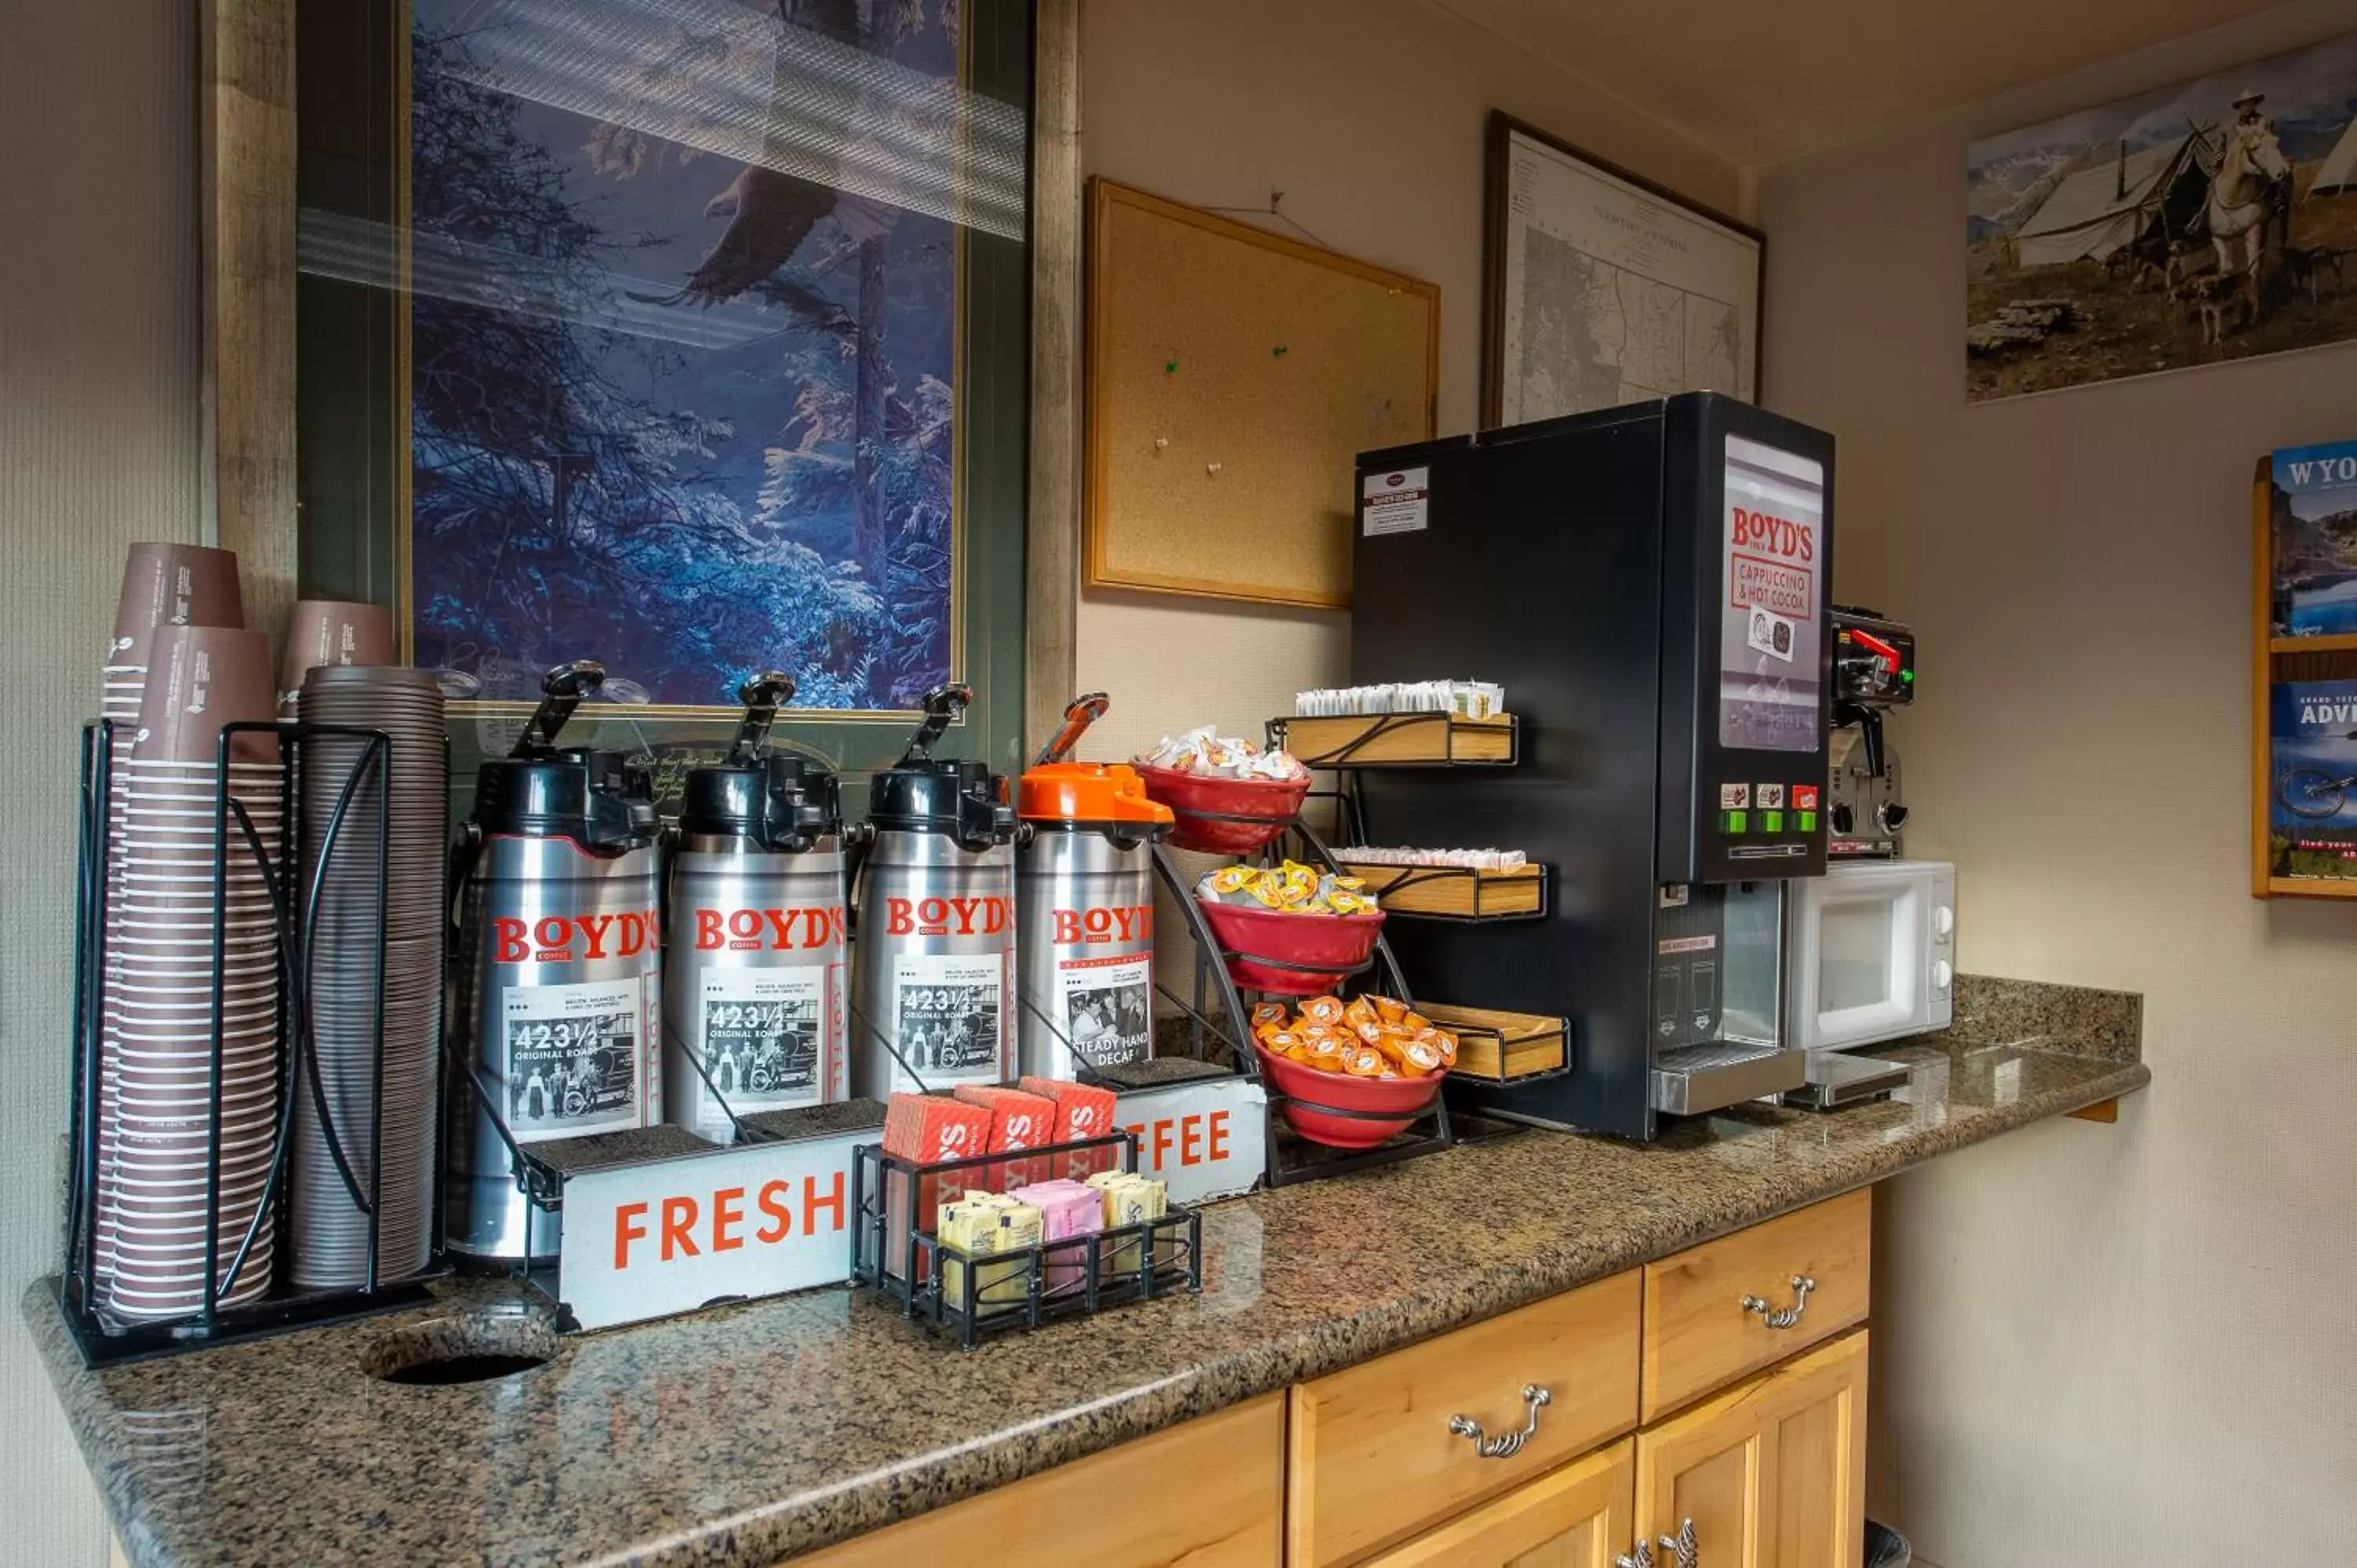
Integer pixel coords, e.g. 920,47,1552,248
1135,765,1310,855
1197,901,1386,997
1255,1042,1443,1149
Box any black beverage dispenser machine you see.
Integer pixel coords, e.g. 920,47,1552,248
1350,393,1833,1138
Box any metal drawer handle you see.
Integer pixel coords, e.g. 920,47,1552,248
1659,1517,1699,1568
1446,1383,1551,1458
1615,1542,1655,1568
1740,1274,1816,1329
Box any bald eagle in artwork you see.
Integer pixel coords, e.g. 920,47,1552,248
665,0,868,306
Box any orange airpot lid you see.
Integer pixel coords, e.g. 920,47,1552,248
1016,761,1176,826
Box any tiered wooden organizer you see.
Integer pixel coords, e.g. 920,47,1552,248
2251,457,2357,899
1267,712,1571,1099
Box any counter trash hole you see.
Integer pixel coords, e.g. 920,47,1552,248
360,1311,560,1386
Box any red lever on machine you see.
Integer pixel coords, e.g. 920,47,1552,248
1849,628,1901,672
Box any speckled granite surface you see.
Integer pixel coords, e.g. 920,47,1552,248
1928,973,2143,1062
31,980,2145,1568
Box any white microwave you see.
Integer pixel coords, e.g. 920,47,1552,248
1784,859,1955,1051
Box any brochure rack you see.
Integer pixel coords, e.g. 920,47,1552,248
2253,452,2357,899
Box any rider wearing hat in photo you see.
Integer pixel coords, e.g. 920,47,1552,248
2233,87,2293,253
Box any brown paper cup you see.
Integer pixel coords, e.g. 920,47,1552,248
111,544,244,663
278,601,395,715
133,627,277,765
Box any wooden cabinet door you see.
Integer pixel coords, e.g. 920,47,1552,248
1632,1330,1868,1568
1361,1438,1636,1568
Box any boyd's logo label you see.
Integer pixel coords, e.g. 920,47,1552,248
884,896,1011,937
1050,903,1153,945
495,909,660,964
693,905,848,952
1732,506,1814,562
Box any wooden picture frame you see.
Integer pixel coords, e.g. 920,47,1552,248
1482,110,1765,428
1083,179,1439,610
205,0,1083,758
202,0,299,643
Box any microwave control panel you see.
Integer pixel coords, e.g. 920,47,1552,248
1927,862,1957,1015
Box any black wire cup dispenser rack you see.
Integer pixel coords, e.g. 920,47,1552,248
60,719,439,1365
849,1129,1203,1350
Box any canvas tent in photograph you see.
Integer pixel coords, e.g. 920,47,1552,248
2311,115,2357,196
2011,130,2213,265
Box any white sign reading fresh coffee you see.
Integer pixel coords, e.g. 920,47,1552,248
557,1130,865,1332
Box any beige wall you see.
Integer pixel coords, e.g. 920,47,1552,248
2,2,203,1563
1074,0,1739,764
1758,2,2357,1560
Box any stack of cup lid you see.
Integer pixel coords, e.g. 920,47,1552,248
291,662,445,1287
95,544,245,1288
104,624,284,1321
276,600,394,720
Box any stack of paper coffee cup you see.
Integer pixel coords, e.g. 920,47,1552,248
102,625,284,1321
96,544,244,1287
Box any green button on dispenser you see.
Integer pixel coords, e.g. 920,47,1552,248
1798,810,1817,832
1763,810,1784,833
1725,811,1748,834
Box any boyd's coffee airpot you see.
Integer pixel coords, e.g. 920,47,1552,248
444,661,663,1264
662,673,849,1142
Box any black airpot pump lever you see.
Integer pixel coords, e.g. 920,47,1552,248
725,671,797,765
512,659,606,757
897,682,973,766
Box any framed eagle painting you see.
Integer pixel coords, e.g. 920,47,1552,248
293,0,1034,789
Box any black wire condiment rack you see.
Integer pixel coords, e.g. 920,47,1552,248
849,1127,1202,1350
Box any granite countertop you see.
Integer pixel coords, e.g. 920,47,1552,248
32,978,2147,1568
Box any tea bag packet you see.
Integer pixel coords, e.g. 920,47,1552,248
1292,680,1505,717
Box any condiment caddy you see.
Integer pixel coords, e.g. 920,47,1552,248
851,1100,1201,1350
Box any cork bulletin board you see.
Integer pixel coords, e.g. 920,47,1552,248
1084,179,1439,609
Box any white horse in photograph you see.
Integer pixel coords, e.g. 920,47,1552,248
2209,115,2291,296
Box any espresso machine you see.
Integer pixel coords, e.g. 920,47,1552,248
1826,607,1916,859
1350,393,1834,1138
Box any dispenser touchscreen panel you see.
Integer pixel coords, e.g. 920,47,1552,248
1719,436,1825,753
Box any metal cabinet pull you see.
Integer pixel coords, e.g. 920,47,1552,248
1659,1517,1699,1568
1446,1384,1552,1458
1615,1541,1655,1568
1739,1273,1816,1329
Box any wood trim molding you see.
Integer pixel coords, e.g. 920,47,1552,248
1025,0,1083,755
201,0,299,641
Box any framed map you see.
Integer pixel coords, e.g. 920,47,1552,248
1482,112,1764,426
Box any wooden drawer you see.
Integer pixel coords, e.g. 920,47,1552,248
1288,1269,1642,1568
1360,1437,1634,1567
791,1394,1281,1566
1640,1189,1870,1423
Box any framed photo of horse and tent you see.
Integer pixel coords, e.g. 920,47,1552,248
1967,30,2357,401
